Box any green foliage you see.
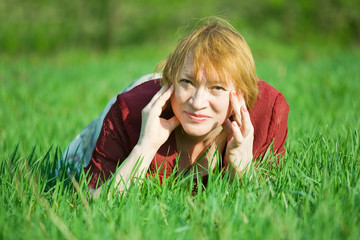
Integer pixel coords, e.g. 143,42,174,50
0,0,359,53
1,127,359,239
1,40,360,239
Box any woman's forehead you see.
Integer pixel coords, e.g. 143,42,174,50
180,58,194,76
181,53,195,73
180,54,213,78
179,56,232,86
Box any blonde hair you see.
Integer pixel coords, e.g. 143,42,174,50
158,18,259,110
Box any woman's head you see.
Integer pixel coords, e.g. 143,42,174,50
160,18,258,110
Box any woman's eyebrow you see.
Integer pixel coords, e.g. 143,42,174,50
180,70,194,79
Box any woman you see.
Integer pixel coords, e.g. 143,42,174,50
63,18,289,197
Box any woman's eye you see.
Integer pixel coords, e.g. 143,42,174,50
180,79,193,85
211,85,226,91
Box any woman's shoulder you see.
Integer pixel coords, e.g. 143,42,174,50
116,79,162,115
254,79,289,110
99,79,162,152
118,79,162,102
257,79,283,98
250,79,289,134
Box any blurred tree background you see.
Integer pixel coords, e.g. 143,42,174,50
0,0,359,54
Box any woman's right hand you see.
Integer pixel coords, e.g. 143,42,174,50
107,85,179,196
137,84,180,150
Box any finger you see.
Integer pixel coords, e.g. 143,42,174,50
148,84,170,107
145,85,173,116
152,84,174,111
238,91,246,107
240,105,253,137
222,118,244,144
230,90,242,127
231,121,244,143
165,115,180,132
161,85,175,111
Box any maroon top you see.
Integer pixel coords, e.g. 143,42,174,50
85,79,289,188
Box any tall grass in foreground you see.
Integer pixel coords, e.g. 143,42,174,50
1,129,359,239
1,43,360,239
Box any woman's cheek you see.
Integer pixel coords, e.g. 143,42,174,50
214,94,230,111
215,95,232,120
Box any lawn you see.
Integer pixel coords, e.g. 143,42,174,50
1,41,359,239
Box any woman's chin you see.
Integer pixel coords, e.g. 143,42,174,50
180,123,213,137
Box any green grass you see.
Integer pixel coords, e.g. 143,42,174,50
1,42,360,240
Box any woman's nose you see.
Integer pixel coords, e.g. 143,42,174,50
189,87,209,110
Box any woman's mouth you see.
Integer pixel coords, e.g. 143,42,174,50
184,111,211,122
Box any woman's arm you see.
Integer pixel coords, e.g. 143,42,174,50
88,144,156,199
89,85,179,198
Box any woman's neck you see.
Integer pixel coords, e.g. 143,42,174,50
174,126,226,163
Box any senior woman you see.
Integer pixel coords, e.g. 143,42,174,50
61,18,289,196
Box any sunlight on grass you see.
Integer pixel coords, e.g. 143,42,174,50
1,43,359,239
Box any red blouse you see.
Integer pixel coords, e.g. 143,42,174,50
85,79,289,188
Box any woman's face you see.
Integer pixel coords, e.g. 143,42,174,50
171,55,233,137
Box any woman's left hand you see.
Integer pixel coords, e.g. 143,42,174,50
222,90,254,176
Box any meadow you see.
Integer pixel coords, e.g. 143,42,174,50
1,39,360,239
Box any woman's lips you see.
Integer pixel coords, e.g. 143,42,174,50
184,111,211,122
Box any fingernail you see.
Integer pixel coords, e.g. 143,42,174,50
232,121,238,127
242,105,248,112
